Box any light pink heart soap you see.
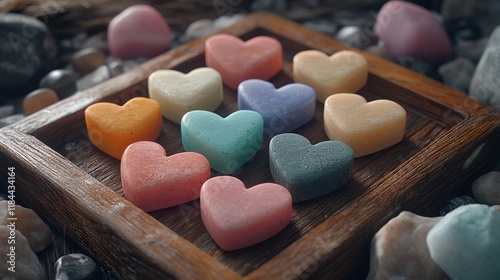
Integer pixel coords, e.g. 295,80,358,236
375,1,452,65
293,50,368,103
200,176,292,251
121,141,210,212
108,5,172,59
205,34,282,90
324,93,406,157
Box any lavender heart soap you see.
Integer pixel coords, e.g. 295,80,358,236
238,79,315,139
269,133,354,203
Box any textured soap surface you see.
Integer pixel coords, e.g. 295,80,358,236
269,133,353,203
148,67,223,124
427,204,500,280
108,5,172,59
200,176,292,251
85,97,163,159
367,211,445,280
293,50,368,103
205,34,282,89
238,79,315,139
181,110,263,174
121,141,210,212
375,1,452,65
324,93,406,157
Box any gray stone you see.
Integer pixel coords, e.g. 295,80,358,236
439,195,476,216
335,25,377,49
442,0,500,36
364,45,394,61
438,58,476,93
184,19,215,41
0,13,57,98
213,14,245,30
0,227,44,280
55,253,103,280
470,26,500,111
367,211,445,280
472,171,500,206
0,105,15,118
76,65,111,91
455,37,488,63
0,114,24,128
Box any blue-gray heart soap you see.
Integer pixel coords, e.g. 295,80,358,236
269,133,353,203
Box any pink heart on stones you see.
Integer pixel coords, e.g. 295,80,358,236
108,5,172,59
200,176,292,251
121,141,210,212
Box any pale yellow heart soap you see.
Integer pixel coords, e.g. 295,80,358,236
293,50,368,103
148,67,223,124
324,93,406,157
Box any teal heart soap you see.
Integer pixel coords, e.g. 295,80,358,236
181,110,263,174
269,133,354,202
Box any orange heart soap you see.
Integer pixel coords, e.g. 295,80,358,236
205,34,282,90
121,141,210,212
293,50,368,103
85,97,162,159
324,93,406,157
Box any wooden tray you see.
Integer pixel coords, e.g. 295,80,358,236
1,12,499,279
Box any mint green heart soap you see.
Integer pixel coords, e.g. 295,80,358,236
181,110,263,174
269,133,353,203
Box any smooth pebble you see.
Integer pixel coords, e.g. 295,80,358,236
472,171,500,206
70,48,106,76
55,253,103,280
22,88,59,115
438,57,476,93
439,195,476,216
39,69,77,99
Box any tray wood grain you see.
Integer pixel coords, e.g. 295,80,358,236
1,12,500,279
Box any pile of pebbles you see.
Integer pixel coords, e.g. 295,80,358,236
0,0,499,278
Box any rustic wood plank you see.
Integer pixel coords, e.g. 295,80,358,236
0,12,499,279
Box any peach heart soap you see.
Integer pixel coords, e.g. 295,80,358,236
205,34,282,90
324,93,406,158
121,141,210,212
269,133,353,203
181,110,263,174
85,97,162,159
148,67,223,124
108,5,172,59
238,79,315,139
200,176,292,251
293,50,368,103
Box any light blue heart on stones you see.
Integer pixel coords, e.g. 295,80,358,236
269,133,353,203
238,79,316,139
181,110,263,174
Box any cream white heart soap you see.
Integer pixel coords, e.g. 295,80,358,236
324,93,406,157
148,67,223,124
293,50,368,103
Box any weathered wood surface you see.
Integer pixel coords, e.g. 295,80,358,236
1,12,499,279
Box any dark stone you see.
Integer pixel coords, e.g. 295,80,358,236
0,105,15,119
444,18,483,43
439,196,476,215
396,56,443,81
54,253,103,280
39,69,77,99
0,13,57,99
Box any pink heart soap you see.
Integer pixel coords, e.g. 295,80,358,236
205,34,282,90
108,5,172,59
200,176,292,251
121,141,210,212
375,1,452,65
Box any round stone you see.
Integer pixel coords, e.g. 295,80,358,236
472,171,500,206
54,253,103,280
0,13,57,98
439,195,476,215
335,26,377,49
70,48,106,76
22,88,59,115
396,56,442,81
444,18,483,43
438,57,476,93
39,69,77,99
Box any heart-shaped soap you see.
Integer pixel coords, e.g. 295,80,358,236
269,133,353,203
148,67,223,124
200,176,292,251
85,97,163,159
121,141,210,212
181,110,263,174
205,34,282,90
108,5,172,59
293,50,368,103
238,79,316,139
324,93,406,157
